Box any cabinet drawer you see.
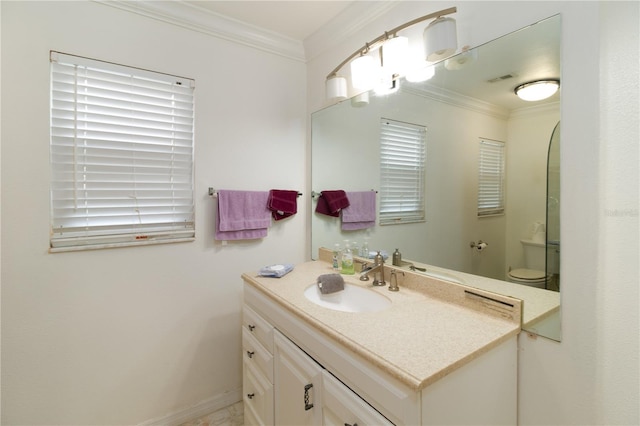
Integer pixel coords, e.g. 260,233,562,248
243,305,274,352
322,370,394,426
243,401,260,426
243,359,274,426
243,328,274,382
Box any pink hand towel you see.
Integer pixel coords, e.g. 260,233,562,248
268,189,298,221
315,190,350,217
341,191,376,230
215,190,271,240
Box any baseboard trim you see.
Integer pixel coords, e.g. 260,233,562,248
137,389,242,426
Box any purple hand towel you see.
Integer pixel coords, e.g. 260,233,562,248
341,191,376,230
268,189,298,221
315,190,350,217
215,190,271,241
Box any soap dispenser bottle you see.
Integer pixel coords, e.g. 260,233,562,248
341,241,355,275
392,248,402,266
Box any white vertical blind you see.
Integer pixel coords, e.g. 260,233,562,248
379,118,426,225
50,51,195,250
477,138,505,216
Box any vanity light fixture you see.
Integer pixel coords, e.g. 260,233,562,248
424,17,458,62
514,79,560,101
444,45,478,70
351,51,378,90
325,6,458,101
405,61,435,83
351,91,370,107
381,35,409,77
325,75,347,101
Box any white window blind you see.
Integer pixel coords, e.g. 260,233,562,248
50,51,195,250
477,138,505,216
379,118,426,225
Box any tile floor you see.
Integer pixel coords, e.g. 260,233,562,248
179,401,243,426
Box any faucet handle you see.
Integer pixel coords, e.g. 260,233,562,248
389,270,403,292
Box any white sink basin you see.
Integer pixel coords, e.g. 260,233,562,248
304,283,392,313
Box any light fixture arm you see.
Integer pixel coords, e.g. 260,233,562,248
326,6,457,79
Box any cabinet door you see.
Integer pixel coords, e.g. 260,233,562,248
274,330,323,426
322,371,394,426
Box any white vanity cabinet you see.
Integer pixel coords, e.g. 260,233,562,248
244,303,393,426
243,277,518,426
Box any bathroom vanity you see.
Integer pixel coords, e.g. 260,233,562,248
242,252,521,425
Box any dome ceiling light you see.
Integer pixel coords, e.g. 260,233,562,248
514,79,560,101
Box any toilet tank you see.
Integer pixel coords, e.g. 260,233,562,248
521,239,546,271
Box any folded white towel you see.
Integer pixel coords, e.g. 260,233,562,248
258,264,294,278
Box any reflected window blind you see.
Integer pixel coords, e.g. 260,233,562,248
50,52,195,250
477,138,505,216
379,118,426,225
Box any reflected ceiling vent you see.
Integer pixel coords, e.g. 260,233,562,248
487,73,517,83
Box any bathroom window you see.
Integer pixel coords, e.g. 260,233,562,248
49,51,195,251
477,138,505,216
379,118,426,225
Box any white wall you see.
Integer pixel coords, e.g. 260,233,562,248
505,105,561,273
307,1,638,425
1,1,307,424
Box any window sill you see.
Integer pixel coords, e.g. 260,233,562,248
49,237,195,253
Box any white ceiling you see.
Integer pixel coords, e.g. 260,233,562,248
183,1,354,41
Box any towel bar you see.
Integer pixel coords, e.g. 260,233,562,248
208,188,302,197
311,189,378,199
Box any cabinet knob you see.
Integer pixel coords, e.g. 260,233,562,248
247,324,256,331
247,393,255,399
344,423,358,426
246,350,255,358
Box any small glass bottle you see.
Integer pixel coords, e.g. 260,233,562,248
332,243,341,271
350,241,360,257
341,241,355,275
360,238,370,258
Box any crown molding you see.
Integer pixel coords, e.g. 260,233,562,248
304,1,399,63
401,85,560,121
93,0,306,62
402,85,511,121
509,101,561,119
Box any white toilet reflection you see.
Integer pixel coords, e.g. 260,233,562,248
507,239,557,289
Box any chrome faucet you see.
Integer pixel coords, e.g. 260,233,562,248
359,251,386,286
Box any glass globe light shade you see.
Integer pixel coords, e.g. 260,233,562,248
515,80,560,101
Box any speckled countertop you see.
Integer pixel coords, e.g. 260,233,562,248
242,256,522,391
393,259,560,328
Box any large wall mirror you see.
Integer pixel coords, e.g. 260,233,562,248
311,15,561,341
